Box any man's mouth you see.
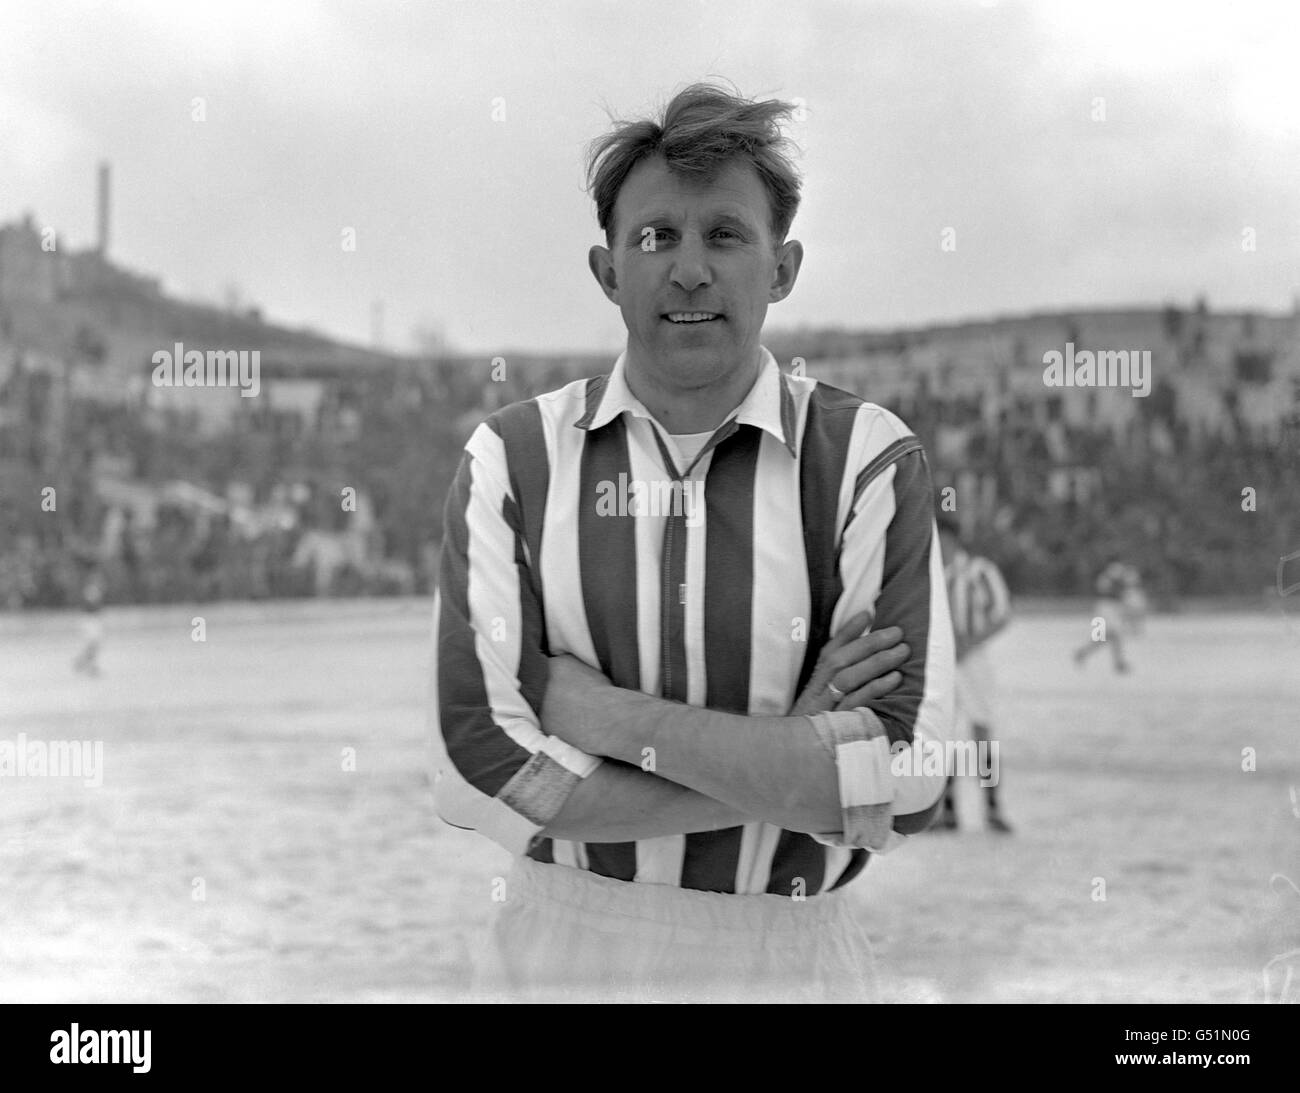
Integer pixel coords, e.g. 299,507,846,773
665,312,723,324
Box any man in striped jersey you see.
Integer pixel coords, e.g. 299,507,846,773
430,83,955,1002
935,516,1012,833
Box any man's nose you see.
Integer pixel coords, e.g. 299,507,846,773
669,235,712,293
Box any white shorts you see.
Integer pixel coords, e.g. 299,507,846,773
470,856,878,1003
1092,598,1126,639
955,645,998,736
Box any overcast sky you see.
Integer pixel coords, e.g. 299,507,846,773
2,0,1298,355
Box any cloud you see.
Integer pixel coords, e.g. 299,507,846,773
1,0,1295,353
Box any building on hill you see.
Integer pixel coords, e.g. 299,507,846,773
0,206,417,435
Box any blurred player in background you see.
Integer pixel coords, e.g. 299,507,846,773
71,569,105,677
1073,557,1135,673
1120,564,1148,637
935,515,1012,834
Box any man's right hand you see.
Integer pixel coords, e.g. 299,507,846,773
789,609,909,717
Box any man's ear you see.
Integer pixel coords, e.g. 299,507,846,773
769,239,804,304
588,245,619,304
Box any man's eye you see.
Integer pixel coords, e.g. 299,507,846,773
712,229,740,241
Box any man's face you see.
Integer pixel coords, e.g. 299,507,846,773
589,155,801,396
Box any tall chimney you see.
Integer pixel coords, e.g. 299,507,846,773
97,161,110,256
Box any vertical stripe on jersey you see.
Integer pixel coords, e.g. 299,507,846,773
734,423,813,894
633,833,687,886
830,849,870,890
746,432,812,716
577,412,640,882
645,424,691,706
538,393,601,668
947,562,968,643
438,453,528,795
527,837,555,864
628,427,666,697
683,469,711,710
680,827,744,893
765,829,826,897
735,822,783,894
968,558,1010,640
660,505,690,702
971,565,991,638
492,402,550,596
796,386,863,693
578,415,641,690
677,424,762,894
702,424,759,713
818,845,854,894
858,451,935,747
490,403,551,716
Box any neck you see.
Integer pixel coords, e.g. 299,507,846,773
624,349,763,433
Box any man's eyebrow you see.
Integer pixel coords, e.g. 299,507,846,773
623,211,676,238
708,212,758,233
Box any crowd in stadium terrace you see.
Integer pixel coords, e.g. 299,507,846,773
1,355,1295,608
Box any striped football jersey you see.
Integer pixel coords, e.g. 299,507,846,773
946,550,1011,656
432,347,954,895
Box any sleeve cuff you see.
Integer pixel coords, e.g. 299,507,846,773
498,742,601,828
807,709,897,851
810,826,908,854
434,737,603,857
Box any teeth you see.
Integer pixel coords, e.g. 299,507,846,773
667,312,719,323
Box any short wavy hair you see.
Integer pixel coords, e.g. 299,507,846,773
585,82,803,247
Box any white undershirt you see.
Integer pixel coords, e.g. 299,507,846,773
669,430,714,473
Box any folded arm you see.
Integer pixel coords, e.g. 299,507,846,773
431,421,746,853
542,614,909,841
545,444,957,849
542,665,852,836
541,762,753,843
